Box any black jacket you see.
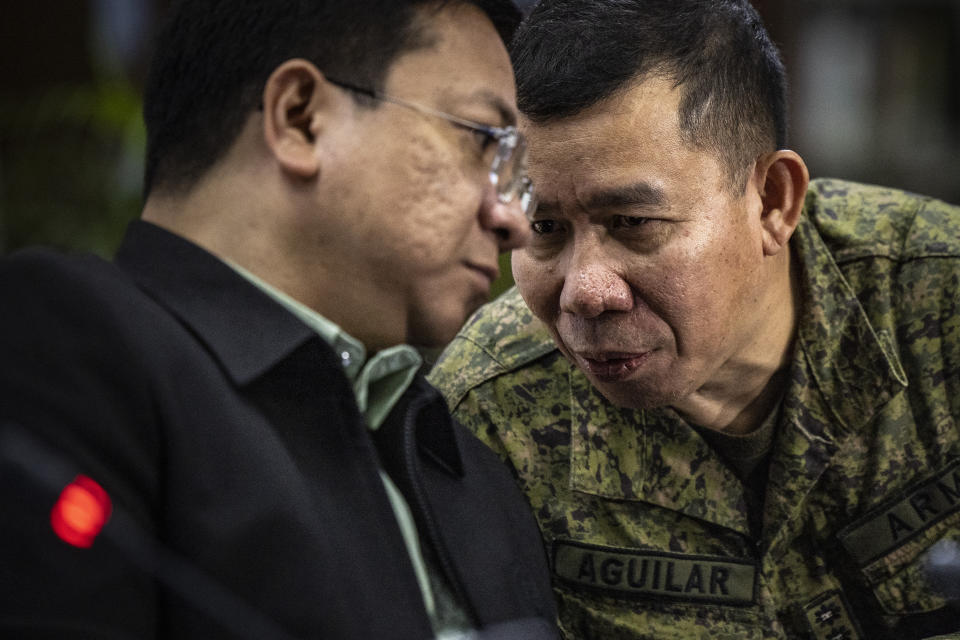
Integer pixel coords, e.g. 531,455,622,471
0,221,557,639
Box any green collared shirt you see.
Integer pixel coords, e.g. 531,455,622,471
227,264,421,430
226,262,471,636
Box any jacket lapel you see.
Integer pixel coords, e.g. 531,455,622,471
114,220,438,635
114,220,318,387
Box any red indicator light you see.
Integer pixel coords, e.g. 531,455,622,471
50,475,112,548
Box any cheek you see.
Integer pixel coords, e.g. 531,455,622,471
512,250,561,319
395,138,478,261
653,241,757,349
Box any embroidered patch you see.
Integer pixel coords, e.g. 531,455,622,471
838,458,960,566
803,590,862,640
552,539,756,605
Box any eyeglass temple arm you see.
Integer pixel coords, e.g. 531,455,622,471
324,76,511,138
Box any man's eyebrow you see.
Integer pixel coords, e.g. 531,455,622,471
535,183,666,216
454,89,517,127
584,183,666,210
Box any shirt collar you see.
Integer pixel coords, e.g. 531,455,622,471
114,221,319,386
224,260,422,430
790,213,908,437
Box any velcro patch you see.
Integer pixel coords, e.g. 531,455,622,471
839,458,960,566
552,539,756,605
803,590,862,640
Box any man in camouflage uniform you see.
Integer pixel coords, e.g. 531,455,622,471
428,1,960,638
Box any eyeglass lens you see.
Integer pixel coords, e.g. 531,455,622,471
491,132,536,217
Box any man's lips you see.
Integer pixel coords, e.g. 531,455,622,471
574,351,651,381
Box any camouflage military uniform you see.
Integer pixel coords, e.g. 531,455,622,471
429,179,960,639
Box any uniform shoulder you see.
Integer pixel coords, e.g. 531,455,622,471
429,287,557,410
805,178,960,263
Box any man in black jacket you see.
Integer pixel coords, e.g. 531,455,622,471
0,1,554,638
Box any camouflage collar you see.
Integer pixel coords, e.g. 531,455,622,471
758,212,909,547
433,195,909,539
564,212,909,538
790,213,908,440
566,367,753,536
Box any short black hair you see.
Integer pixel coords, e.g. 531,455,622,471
511,0,787,189
143,0,521,197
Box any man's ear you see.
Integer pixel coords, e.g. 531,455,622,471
754,150,810,256
261,59,341,180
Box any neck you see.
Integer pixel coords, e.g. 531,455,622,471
141,175,279,280
674,247,799,435
141,181,407,353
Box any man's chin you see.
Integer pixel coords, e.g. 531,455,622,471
409,311,472,351
587,374,678,411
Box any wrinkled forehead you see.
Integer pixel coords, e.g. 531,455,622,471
521,82,679,177
519,77,732,214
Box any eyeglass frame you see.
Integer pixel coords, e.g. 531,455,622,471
325,77,537,219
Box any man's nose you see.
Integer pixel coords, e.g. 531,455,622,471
481,191,531,251
558,249,633,319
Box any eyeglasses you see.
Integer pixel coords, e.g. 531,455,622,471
326,77,537,219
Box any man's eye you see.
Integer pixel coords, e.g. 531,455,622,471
531,220,560,235
471,129,495,150
611,215,649,229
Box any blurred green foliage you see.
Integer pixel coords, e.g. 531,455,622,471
0,79,145,256
493,252,516,298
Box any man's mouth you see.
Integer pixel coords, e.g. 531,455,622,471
575,351,651,381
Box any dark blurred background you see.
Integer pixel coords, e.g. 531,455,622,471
1,0,958,299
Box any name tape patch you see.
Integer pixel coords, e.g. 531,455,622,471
839,458,960,566
552,540,757,605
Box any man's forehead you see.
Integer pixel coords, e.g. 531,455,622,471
443,87,517,126
384,3,516,118
520,74,682,133
520,78,696,189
